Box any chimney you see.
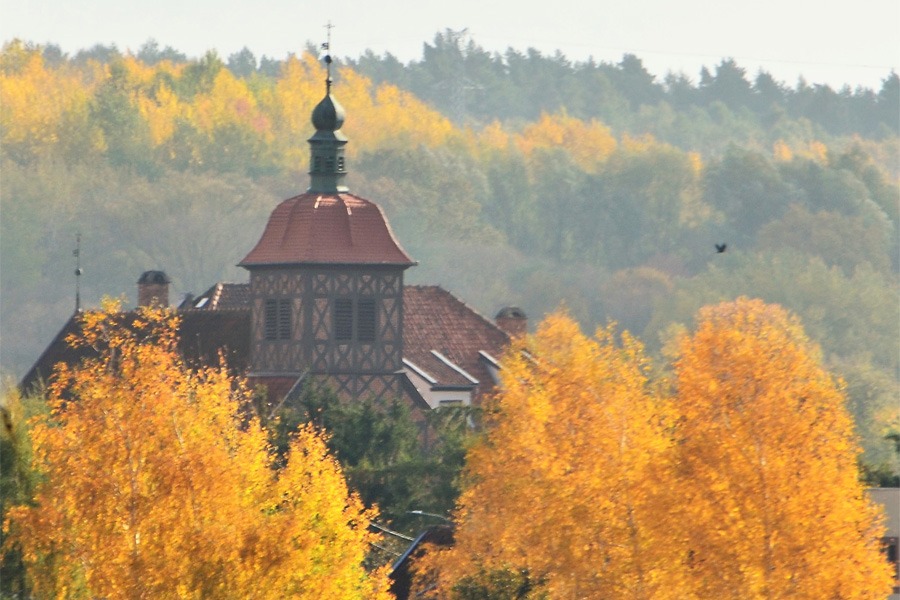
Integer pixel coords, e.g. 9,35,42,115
495,306,527,338
137,271,171,307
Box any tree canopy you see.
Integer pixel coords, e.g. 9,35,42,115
6,303,391,599
671,298,891,598
427,302,893,598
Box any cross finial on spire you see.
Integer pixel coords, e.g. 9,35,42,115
322,21,335,93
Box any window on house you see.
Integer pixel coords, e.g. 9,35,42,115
278,300,291,339
333,297,377,343
334,298,353,341
265,299,291,340
357,298,377,342
265,299,278,340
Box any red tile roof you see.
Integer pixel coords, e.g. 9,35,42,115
187,282,252,310
403,285,511,403
20,309,251,394
239,192,415,267
23,286,511,406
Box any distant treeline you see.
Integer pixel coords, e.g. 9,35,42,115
33,29,900,140
1,34,897,472
347,30,900,139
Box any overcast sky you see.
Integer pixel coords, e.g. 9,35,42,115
3,0,898,90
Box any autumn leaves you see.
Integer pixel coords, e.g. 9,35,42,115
8,304,393,599
430,299,892,598
5,298,893,598
0,45,455,171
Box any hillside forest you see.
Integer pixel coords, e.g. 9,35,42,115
1,32,898,472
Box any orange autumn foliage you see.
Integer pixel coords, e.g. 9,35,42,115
672,298,892,599
431,313,686,599
6,302,390,599
427,302,892,599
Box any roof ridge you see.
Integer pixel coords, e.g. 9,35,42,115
210,282,224,310
430,350,479,384
338,194,355,247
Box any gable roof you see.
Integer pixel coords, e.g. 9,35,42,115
239,192,415,268
403,285,510,402
19,314,89,394
20,309,251,394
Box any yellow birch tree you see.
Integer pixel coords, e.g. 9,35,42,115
431,312,688,599
6,302,390,599
671,298,892,599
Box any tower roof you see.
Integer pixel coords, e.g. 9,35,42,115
241,50,415,269
311,92,346,135
238,192,415,267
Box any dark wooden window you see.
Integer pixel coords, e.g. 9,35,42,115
334,298,353,341
357,298,377,342
278,300,291,339
333,297,377,342
265,299,291,340
265,299,278,340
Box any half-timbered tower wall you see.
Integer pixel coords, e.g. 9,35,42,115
248,267,305,375
248,265,404,383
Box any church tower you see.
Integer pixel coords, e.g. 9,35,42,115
239,59,416,400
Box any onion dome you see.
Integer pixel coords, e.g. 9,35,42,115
311,91,345,132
